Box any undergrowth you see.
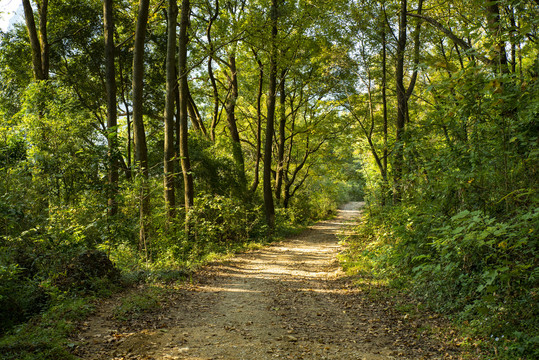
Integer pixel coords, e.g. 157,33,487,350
339,203,539,360
0,194,336,360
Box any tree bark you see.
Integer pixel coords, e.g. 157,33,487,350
22,0,46,80
405,0,423,105
179,0,194,230
118,57,132,180
264,0,278,230
250,49,264,193
132,0,151,255
37,0,49,80
393,0,407,203
486,0,509,74
164,0,178,220
381,2,389,204
207,0,220,141
225,53,247,190
275,70,286,201
104,0,119,216
187,87,207,136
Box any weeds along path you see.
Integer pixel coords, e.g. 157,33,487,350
73,202,460,360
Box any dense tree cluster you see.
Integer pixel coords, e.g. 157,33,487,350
0,0,361,336
0,0,537,358
340,1,539,357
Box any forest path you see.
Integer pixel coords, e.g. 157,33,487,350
73,202,460,360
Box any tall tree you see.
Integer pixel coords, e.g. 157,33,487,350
381,1,389,204
224,51,247,190
104,0,119,216
164,0,178,220
486,0,509,74
250,48,264,193
206,0,220,142
393,0,407,202
264,0,278,230
178,0,194,229
275,70,286,201
132,0,151,254
22,0,48,81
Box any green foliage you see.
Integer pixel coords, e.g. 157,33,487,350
189,136,250,198
343,202,539,359
158,193,266,265
0,297,94,360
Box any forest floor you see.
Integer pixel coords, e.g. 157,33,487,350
72,202,467,360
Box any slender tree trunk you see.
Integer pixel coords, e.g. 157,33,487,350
393,0,407,202
509,6,517,74
164,0,178,220
104,0,118,216
38,0,49,80
174,65,181,176
118,58,132,180
381,2,389,204
486,1,509,74
22,0,45,80
225,54,247,190
207,0,220,142
250,50,264,193
275,70,286,201
264,0,278,230
179,0,194,231
282,113,297,209
187,87,207,136
132,0,151,255
404,0,423,124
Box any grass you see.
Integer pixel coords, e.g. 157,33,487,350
0,297,95,360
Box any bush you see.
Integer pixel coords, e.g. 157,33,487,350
343,203,539,359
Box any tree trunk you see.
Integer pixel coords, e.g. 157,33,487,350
187,87,207,136
22,0,46,81
179,0,194,230
164,0,178,220
118,56,132,180
132,0,151,256
207,0,220,142
250,50,264,193
381,2,389,204
225,53,247,190
264,0,278,230
104,0,118,216
37,0,49,80
486,1,509,74
393,0,407,203
275,70,286,201
404,0,423,125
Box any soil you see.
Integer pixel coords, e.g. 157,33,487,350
72,202,464,360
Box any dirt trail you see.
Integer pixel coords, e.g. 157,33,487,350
73,202,460,360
